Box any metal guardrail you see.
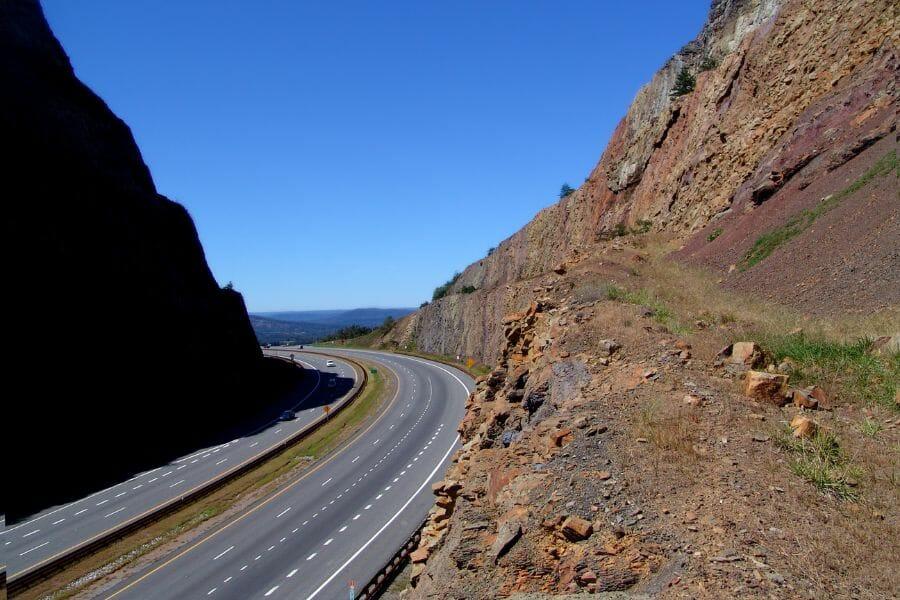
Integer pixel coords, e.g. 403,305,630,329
8,352,367,597
356,518,427,600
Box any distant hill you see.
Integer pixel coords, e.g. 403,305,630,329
250,307,414,345
254,307,415,328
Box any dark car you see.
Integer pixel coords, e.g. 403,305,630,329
279,410,294,421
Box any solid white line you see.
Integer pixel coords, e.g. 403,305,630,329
213,545,234,560
276,507,291,518
304,435,461,600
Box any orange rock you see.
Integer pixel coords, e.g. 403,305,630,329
743,371,788,405
790,414,818,438
410,547,429,563
561,516,593,541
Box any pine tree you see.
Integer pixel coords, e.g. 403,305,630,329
559,183,575,198
669,66,696,99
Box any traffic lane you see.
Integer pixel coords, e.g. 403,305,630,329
273,357,468,600
107,354,467,599
5,355,356,575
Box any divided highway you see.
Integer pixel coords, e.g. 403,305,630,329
3,353,360,581
103,349,472,600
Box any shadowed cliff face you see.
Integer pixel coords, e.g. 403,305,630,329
380,0,897,364
4,1,268,521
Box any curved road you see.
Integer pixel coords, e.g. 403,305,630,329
103,349,471,600
3,353,360,581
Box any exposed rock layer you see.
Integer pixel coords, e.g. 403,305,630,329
383,0,897,364
5,1,269,520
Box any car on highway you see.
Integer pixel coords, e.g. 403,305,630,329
325,360,335,367
279,410,294,421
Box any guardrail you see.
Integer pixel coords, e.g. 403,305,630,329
8,352,367,597
356,518,427,600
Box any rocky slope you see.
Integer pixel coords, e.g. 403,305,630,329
382,0,897,366
4,1,270,520
380,0,898,598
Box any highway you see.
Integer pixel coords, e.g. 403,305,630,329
3,353,360,580
103,349,472,600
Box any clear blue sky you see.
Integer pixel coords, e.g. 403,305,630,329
43,1,709,311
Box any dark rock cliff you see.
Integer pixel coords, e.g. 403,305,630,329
4,1,268,521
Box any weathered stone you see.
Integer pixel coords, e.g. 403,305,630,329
790,414,818,439
553,262,567,275
792,389,819,410
410,547,429,563
599,339,621,356
561,515,593,541
743,371,788,405
720,341,764,367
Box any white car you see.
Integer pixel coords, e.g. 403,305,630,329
325,360,336,367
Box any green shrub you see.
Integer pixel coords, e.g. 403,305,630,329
775,427,861,500
669,66,695,99
432,271,461,301
460,285,477,294
698,56,719,71
560,184,575,198
707,227,722,242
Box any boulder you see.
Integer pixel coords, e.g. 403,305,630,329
410,547,429,563
599,339,621,356
792,389,819,410
743,371,788,405
719,341,764,367
491,519,523,563
561,516,593,541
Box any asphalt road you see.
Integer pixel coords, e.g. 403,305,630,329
3,353,359,580
103,349,472,600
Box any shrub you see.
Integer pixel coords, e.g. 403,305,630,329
698,56,719,71
707,228,723,242
775,428,861,500
460,285,477,294
669,66,695,99
559,184,575,198
223,281,234,291
419,301,429,308
432,272,461,301
487,246,496,256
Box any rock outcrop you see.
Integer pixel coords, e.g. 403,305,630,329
392,0,898,598
4,1,270,520
380,0,897,364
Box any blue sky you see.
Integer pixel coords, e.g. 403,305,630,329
43,1,708,311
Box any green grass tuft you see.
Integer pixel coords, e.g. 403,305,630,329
604,284,690,334
858,418,884,438
740,149,897,270
775,427,861,500
756,332,898,409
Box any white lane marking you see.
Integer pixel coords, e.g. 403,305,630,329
287,568,298,578
304,435,461,600
224,576,232,583
191,459,199,464
249,442,259,448
323,538,333,546
268,545,275,551
353,514,360,520
255,555,262,560
162,471,173,477
19,541,50,556
339,526,347,532
213,545,234,560
303,520,309,525
216,459,228,465
307,552,317,560
292,528,299,533
105,507,127,518
376,494,383,500
74,509,88,516
148,478,158,483
321,477,332,486
177,465,186,470
280,537,286,543
169,479,185,488
207,587,216,595
96,499,109,506
276,507,291,518
351,456,359,463
23,529,39,537
240,565,248,571
265,586,279,597
274,429,282,434
52,518,65,525
115,492,127,498
364,504,372,510
132,484,143,490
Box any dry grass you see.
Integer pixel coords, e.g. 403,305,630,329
634,402,701,472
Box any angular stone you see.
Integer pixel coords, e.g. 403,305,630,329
790,414,817,439
410,547,429,563
561,516,593,541
743,371,788,405
792,388,818,410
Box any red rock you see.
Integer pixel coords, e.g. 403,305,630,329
790,414,817,438
410,547,429,563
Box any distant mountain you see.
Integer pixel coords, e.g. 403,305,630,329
249,315,338,345
254,307,415,329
